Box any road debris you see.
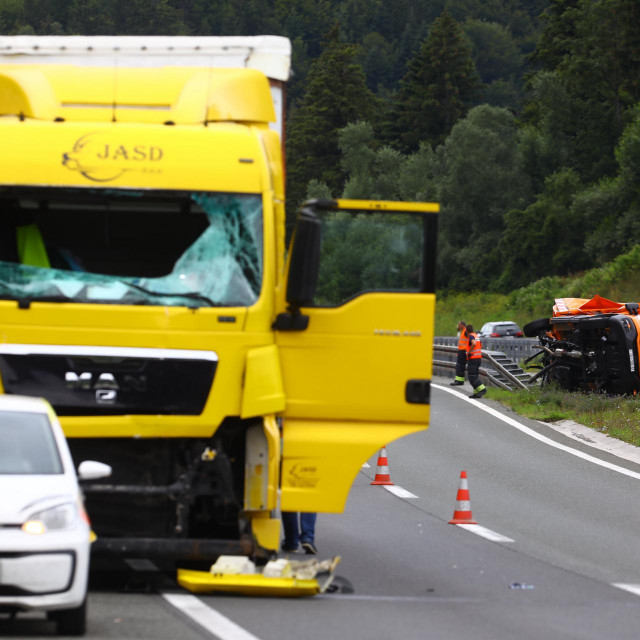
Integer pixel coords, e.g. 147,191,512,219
177,555,341,597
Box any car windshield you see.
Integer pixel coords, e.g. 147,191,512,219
0,188,263,308
0,411,63,474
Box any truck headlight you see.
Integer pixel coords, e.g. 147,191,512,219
22,503,77,534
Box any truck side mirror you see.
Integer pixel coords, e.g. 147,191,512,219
273,206,322,331
286,208,321,308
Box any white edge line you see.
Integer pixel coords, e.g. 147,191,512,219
162,592,262,640
612,583,640,597
383,484,418,499
537,419,640,466
456,523,515,543
432,383,640,481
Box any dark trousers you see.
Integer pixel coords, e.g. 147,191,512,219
468,358,482,390
455,349,467,379
282,511,316,546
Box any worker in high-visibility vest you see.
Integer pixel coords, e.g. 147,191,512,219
466,325,487,399
450,320,469,386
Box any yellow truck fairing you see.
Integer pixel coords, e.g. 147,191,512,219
0,36,438,563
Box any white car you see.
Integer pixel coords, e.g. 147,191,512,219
0,395,111,635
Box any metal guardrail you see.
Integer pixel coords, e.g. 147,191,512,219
434,336,541,363
433,343,532,391
432,356,513,390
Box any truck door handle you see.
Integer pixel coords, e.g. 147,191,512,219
405,379,430,404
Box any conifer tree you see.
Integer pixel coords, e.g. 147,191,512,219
528,0,640,182
386,9,480,151
285,26,379,227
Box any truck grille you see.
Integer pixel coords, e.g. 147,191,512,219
0,345,217,415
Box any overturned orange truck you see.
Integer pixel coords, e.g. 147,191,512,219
524,295,640,394
0,35,439,568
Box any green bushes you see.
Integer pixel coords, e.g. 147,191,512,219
437,244,640,335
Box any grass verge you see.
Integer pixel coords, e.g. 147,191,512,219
487,384,640,448
436,243,640,337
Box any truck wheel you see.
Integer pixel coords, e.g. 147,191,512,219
523,318,551,337
55,599,87,636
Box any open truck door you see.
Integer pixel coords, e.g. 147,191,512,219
275,199,439,512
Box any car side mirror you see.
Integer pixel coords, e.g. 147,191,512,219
77,460,112,481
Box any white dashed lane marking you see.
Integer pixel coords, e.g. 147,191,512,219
456,524,515,542
383,484,418,499
612,583,640,597
163,593,262,640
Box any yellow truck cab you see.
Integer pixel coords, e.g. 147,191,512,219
0,36,438,567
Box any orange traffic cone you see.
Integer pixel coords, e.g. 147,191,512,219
448,471,477,524
370,447,394,486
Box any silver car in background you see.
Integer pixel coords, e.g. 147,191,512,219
477,321,524,339
0,395,110,635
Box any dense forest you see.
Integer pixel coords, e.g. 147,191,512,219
2,0,640,294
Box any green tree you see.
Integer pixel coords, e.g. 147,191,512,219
339,121,376,199
527,0,640,182
532,0,580,71
580,107,640,263
518,71,575,191
0,0,26,33
437,104,531,289
463,18,522,109
22,0,67,33
498,168,584,290
68,0,116,34
336,0,387,43
113,0,187,34
273,0,336,106
336,121,440,201
285,27,379,228
355,32,396,92
386,9,481,151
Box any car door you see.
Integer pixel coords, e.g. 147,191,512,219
275,199,438,512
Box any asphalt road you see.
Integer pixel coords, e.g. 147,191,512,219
4,377,640,639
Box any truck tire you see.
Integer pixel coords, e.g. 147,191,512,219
523,318,551,337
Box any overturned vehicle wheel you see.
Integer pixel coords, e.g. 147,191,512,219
523,318,551,337
532,306,640,395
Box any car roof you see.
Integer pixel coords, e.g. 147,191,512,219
0,394,50,414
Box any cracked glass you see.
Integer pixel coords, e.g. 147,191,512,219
0,188,263,307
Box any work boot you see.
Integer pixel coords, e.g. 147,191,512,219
449,380,464,386
470,388,487,399
301,541,317,555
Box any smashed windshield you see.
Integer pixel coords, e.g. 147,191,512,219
0,188,263,307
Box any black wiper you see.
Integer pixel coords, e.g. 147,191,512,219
0,294,75,308
124,282,217,307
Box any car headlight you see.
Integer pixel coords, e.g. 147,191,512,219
22,503,77,535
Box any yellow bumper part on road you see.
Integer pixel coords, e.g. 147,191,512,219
177,556,340,597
